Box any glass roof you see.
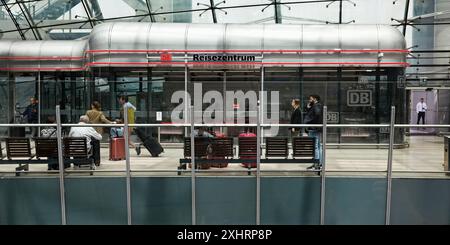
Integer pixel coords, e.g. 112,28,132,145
0,0,449,83
0,0,414,40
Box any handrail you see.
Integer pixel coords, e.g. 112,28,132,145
3,123,449,128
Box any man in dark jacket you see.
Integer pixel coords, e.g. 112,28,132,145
290,99,302,136
303,94,323,170
22,97,39,137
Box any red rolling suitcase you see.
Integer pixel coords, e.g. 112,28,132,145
238,132,257,168
109,137,126,161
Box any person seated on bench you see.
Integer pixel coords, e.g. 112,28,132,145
193,127,214,138
40,116,60,170
193,127,213,157
68,115,102,158
41,116,57,138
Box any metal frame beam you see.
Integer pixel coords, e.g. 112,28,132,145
17,0,42,39
144,0,155,22
1,0,26,39
402,0,410,36
80,0,94,27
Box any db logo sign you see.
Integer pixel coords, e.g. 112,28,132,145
347,90,372,107
160,52,172,62
327,112,339,123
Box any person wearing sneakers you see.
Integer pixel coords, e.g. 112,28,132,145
303,94,323,171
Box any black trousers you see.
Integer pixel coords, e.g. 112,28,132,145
417,112,426,124
91,139,101,165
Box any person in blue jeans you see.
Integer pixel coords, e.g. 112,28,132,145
303,94,323,170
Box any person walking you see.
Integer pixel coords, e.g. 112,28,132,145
303,95,323,171
118,95,136,147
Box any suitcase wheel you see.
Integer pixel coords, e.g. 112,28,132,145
136,146,141,156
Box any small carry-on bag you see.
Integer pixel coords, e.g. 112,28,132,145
109,127,126,161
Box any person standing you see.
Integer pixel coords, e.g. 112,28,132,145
303,95,323,170
118,95,136,147
290,99,302,137
86,101,112,166
22,97,39,137
416,97,427,126
86,101,113,134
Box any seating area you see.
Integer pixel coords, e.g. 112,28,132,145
179,136,320,175
0,137,95,176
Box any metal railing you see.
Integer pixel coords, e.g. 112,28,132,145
0,105,449,226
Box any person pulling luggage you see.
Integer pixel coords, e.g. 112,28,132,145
118,95,136,148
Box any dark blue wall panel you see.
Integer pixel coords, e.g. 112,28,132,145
261,177,321,224
65,177,127,225
0,176,449,225
196,177,256,225
0,178,61,225
325,177,387,225
391,178,450,225
131,177,191,225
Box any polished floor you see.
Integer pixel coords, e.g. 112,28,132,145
0,135,448,178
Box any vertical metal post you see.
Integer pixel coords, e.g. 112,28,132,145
190,105,196,225
185,67,188,137
157,126,160,143
260,67,264,142
123,104,132,225
55,105,67,225
222,71,226,134
320,106,327,225
385,106,395,225
37,72,41,136
256,105,261,225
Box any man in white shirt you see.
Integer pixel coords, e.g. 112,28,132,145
416,98,428,125
68,115,102,152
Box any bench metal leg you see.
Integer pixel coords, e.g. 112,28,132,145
177,163,187,175
15,164,29,176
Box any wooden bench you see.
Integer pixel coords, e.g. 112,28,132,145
35,138,60,169
178,136,320,175
181,137,213,170
210,137,234,168
292,136,316,159
5,137,35,175
63,137,95,175
265,137,288,158
35,138,58,160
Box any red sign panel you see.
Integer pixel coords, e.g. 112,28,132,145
160,52,172,62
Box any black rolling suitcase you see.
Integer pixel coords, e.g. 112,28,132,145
135,127,164,157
